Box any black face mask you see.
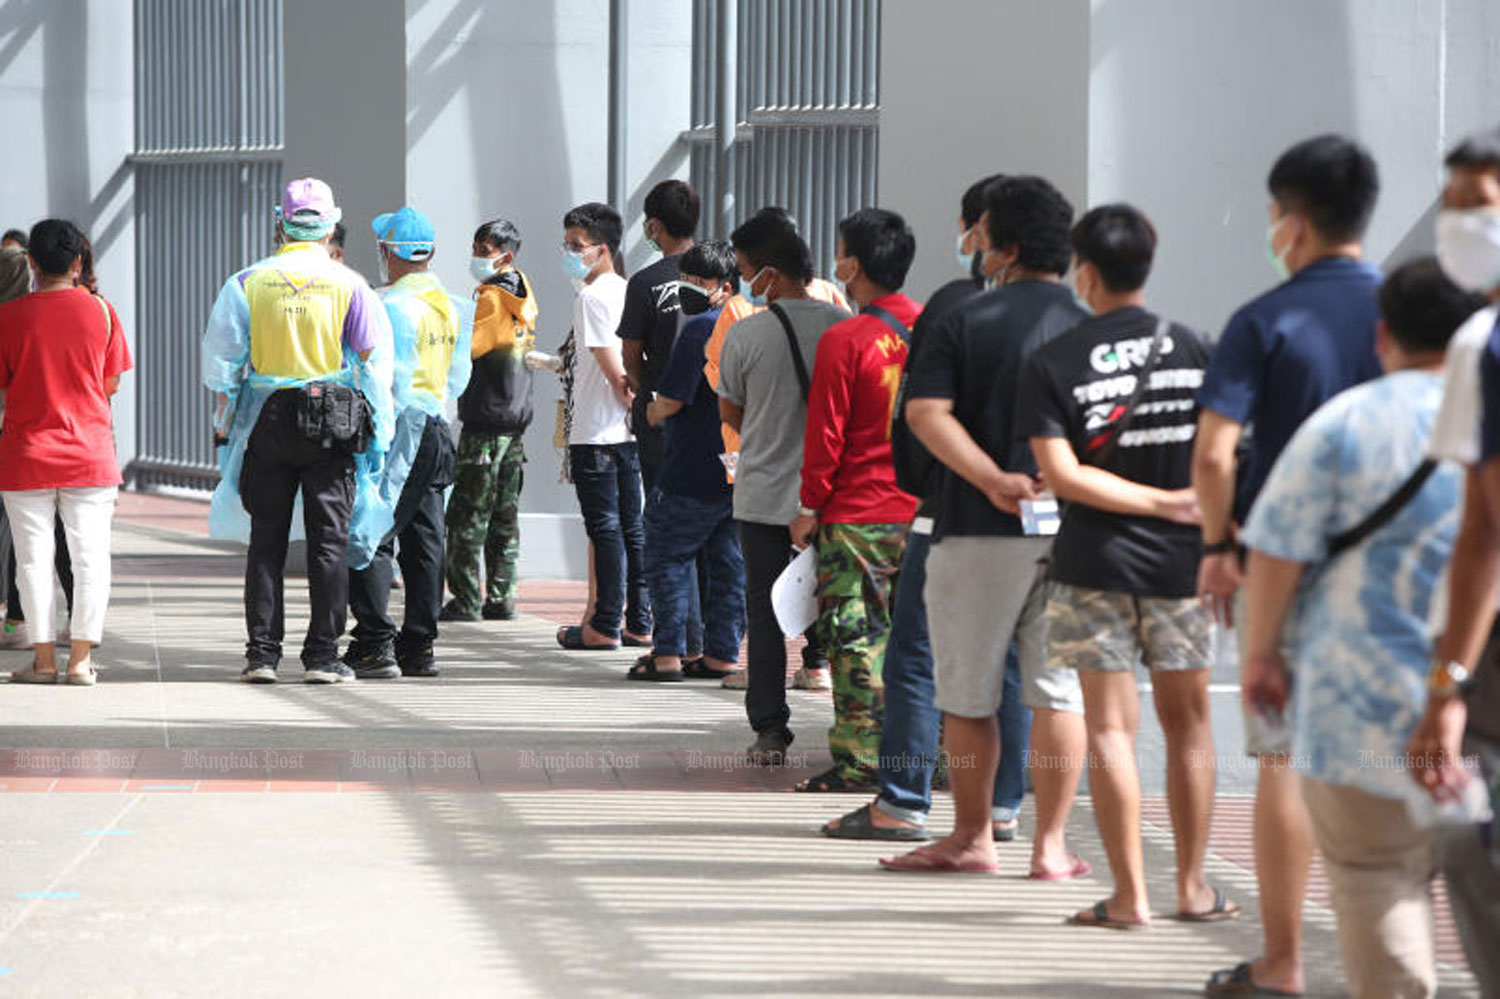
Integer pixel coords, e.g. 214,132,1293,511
678,282,714,316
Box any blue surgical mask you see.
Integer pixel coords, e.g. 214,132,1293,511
561,247,592,282
1264,218,1292,282
470,255,498,285
955,230,973,273
740,268,769,307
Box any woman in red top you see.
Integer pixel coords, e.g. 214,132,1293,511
0,220,132,685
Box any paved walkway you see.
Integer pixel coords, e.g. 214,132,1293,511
0,496,1479,997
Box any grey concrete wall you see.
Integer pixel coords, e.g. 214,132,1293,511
403,0,692,578
284,0,408,282
0,0,138,464
881,0,1500,339
879,0,1092,304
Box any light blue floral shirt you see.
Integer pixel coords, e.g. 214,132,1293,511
1242,370,1460,804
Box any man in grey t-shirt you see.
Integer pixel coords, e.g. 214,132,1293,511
716,215,849,762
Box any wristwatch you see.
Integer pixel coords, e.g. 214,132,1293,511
798,505,819,518
1202,539,1237,556
1428,659,1471,700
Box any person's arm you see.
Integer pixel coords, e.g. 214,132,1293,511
1030,437,1200,523
615,275,649,394
342,282,384,364
623,340,645,395
795,331,854,544
647,395,684,427
105,376,121,397
906,397,1037,515
719,398,744,432
590,345,632,408
1192,409,1246,625
1239,550,1305,714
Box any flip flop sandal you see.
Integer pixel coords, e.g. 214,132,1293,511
877,844,999,873
821,803,930,841
1174,886,1241,922
1065,900,1148,931
1205,962,1302,997
1028,855,1094,881
65,666,98,686
556,626,620,651
794,766,878,794
10,665,59,684
626,656,683,682
621,633,652,648
681,657,736,680
993,819,1019,842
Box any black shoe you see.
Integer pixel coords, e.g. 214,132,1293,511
747,729,794,766
343,641,400,680
439,602,480,623
304,662,356,684
397,645,439,677
481,603,516,621
240,659,279,684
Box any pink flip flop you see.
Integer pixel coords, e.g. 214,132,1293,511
1028,855,1093,881
878,845,1000,874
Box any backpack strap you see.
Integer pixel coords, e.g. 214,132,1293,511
861,302,910,344
1325,459,1439,558
768,302,812,403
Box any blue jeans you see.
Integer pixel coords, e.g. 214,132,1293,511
569,443,650,638
643,489,744,660
874,530,1033,825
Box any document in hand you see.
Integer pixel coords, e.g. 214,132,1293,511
771,545,819,637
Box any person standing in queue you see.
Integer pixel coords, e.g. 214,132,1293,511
201,177,394,685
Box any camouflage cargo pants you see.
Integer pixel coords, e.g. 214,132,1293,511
444,429,525,617
816,522,908,781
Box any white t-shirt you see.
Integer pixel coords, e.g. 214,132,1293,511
568,272,632,446
1427,304,1499,464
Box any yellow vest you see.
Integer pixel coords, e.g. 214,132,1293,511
245,243,354,380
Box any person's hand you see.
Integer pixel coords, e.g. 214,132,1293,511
789,512,819,550
1197,551,1242,627
524,350,562,373
1406,694,1471,803
982,470,1039,515
646,399,666,428
1242,650,1290,717
1157,488,1202,526
613,378,635,410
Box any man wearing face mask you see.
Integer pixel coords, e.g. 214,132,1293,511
785,208,921,792
1408,125,1500,996
628,240,745,681
717,215,849,761
1192,135,1382,999
344,206,471,680
442,218,540,623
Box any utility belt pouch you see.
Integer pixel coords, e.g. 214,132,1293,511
296,381,374,454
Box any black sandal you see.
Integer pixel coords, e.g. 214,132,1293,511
794,766,877,794
821,802,929,841
681,657,736,680
626,655,683,682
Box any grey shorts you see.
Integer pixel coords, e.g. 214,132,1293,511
1233,590,1293,757
1047,583,1214,673
924,536,1082,717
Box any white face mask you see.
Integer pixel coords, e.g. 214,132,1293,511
376,248,390,286
470,255,498,284
1435,208,1500,294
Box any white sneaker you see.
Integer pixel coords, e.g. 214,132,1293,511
0,620,28,650
720,670,748,690
793,666,832,691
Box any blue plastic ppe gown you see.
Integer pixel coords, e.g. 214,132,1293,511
347,271,474,567
200,246,396,570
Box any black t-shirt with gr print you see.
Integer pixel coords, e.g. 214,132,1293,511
1016,305,1210,598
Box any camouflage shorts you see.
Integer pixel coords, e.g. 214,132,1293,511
1046,583,1212,673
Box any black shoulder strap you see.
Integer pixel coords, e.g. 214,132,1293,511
861,302,910,344
1326,459,1439,558
768,302,812,402
1089,319,1170,469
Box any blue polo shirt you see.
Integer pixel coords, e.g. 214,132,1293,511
1197,257,1382,522
655,310,730,501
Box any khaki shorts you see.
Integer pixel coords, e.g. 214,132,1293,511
1233,590,1293,757
925,536,1083,717
1047,583,1213,673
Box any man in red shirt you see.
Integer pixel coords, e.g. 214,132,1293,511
790,209,922,791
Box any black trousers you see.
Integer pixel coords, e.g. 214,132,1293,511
349,414,456,652
241,389,356,667
737,519,828,736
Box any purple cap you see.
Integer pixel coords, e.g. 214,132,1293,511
282,178,338,222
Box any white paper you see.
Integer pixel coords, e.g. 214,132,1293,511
771,545,819,637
